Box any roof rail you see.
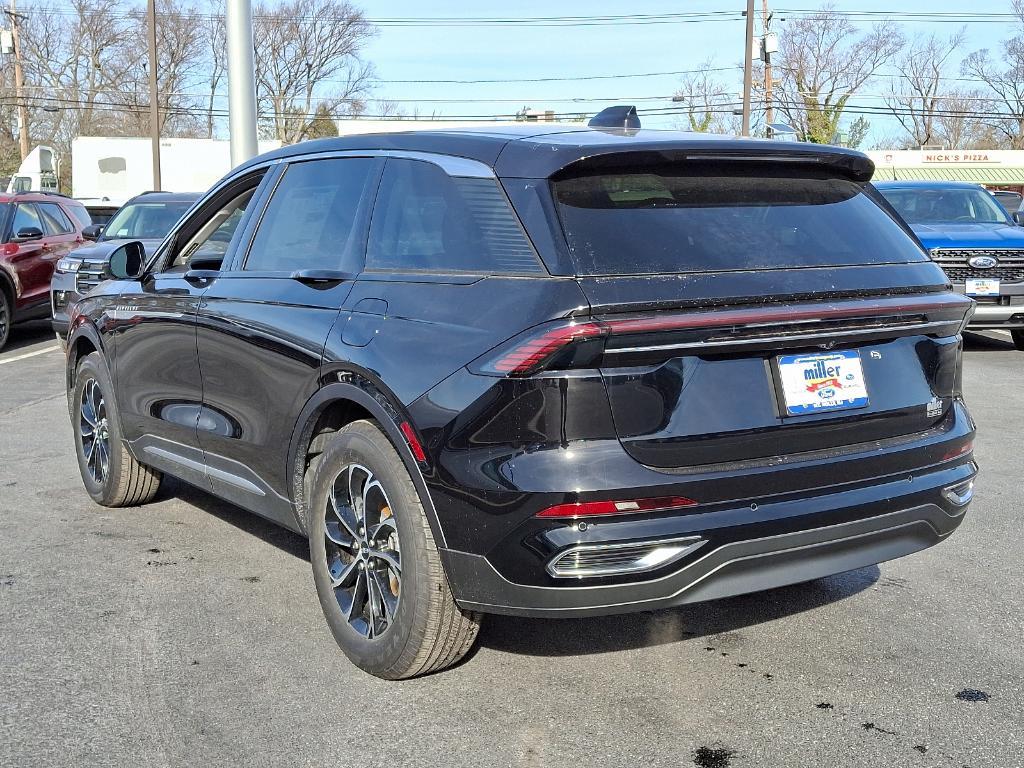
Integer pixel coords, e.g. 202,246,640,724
15,189,72,199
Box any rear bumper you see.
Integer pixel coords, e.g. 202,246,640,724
965,300,1024,329
442,463,975,617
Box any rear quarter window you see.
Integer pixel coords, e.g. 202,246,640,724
366,158,544,275
551,166,928,276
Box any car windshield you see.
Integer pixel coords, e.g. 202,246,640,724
551,166,928,275
101,201,193,241
879,187,1012,225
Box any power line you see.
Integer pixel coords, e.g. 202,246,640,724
24,7,745,26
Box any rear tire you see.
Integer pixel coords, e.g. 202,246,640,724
0,289,11,351
72,352,162,506
1012,329,1024,351
308,419,481,679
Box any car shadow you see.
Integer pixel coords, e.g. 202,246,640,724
475,565,880,658
165,477,880,659
3,319,58,355
165,477,310,561
963,331,1016,352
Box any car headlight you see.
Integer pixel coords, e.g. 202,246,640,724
56,258,82,273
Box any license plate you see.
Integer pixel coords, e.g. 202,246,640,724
777,350,869,416
965,278,1000,296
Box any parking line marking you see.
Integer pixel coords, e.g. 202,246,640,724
0,345,61,365
991,330,1011,337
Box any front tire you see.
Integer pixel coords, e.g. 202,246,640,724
72,352,162,506
308,420,481,679
1012,329,1024,351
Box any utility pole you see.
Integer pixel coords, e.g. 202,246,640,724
7,0,30,161
226,0,258,167
741,0,755,137
146,0,161,190
763,0,774,138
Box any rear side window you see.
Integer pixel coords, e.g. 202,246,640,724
366,158,543,274
244,158,376,272
551,166,929,275
38,202,74,234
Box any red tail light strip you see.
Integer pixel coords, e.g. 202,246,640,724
536,495,697,519
600,293,972,336
491,321,604,374
488,293,972,377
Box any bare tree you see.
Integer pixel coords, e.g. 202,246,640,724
253,0,375,144
935,89,1000,149
672,62,738,133
773,4,904,143
201,0,227,138
114,0,206,137
18,0,137,180
961,0,1024,148
885,29,965,148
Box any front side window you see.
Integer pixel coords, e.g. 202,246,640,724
551,166,929,276
366,159,542,274
11,203,41,236
169,186,259,270
879,187,1012,225
244,157,377,272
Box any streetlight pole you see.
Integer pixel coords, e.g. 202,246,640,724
8,0,30,160
763,0,774,137
741,0,755,137
146,0,161,190
226,0,258,167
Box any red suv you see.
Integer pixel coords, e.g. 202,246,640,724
0,191,89,349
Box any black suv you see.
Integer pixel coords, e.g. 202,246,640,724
64,124,977,679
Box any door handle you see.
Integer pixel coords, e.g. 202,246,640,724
184,269,219,284
289,269,352,284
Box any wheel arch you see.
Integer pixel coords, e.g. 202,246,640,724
287,375,446,548
0,266,17,322
65,321,107,397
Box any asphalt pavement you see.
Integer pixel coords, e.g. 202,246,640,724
1,319,1021,768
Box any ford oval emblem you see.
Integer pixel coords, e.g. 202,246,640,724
968,255,998,269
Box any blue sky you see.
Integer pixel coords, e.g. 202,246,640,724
357,1,1013,143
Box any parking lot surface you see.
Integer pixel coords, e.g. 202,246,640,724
1,320,1021,768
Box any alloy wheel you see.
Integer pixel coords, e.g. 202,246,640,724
79,378,110,485
324,463,401,639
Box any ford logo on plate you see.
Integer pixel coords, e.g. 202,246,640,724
968,255,998,269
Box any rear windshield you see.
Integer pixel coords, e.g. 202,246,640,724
551,167,928,276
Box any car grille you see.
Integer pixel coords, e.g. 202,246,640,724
75,259,110,293
930,249,1024,283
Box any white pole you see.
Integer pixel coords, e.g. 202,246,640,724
226,0,258,166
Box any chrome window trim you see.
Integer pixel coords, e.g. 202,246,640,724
149,150,495,270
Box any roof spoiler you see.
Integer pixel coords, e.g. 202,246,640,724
589,106,641,131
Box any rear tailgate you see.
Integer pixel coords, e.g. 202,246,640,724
542,156,969,470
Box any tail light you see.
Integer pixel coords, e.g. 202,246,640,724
470,293,975,378
536,495,697,519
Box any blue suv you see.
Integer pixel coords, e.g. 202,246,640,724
876,180,1024,350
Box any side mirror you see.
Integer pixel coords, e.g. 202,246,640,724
1014,211,1024,226
109,240,146,280
82,223,103,240
13,226,43,242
